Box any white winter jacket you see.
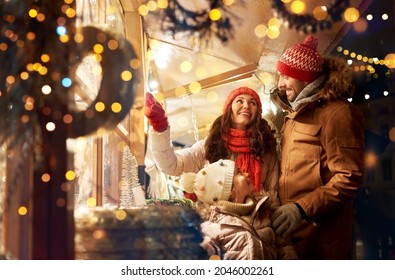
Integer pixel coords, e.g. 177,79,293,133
148,127,280,198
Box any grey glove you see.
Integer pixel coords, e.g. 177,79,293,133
272,203,302,238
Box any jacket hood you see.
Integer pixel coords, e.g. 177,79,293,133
319,56,355,102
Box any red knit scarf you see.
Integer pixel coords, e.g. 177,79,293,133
223,128,262,192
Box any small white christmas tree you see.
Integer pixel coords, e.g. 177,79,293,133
120,146,146,208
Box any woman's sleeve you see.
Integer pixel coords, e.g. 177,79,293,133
148,127,206,176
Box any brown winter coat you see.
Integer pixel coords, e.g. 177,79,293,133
272,57,365,259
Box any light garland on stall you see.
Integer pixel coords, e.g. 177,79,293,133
271,0,350,34
336,46,394,79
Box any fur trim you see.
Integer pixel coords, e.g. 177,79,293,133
179,172,197,194
319,56,354,101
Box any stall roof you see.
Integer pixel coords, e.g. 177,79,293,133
121,0,377,146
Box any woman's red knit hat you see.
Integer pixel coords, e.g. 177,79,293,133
223,86,262,112
276,35,323,83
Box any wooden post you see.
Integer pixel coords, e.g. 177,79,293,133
32,106,74,259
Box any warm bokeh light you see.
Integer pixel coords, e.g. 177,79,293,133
21,115,30,123
56,198,66,207
157,0,169,9
344,7,360,23
384,53,395,69
95,102,105,112
147,0,158,11
254,24,267,38
6,75,16,85
74,33,84,43
268,17,281,27
41,85,52,95
180,61,192,73
115,210,127,220
209,9,222,21
189,81,201,94
138,4,149,16
28,9,38,18
93,229,106,240
353,18,368,33
93,44,104,54
59,34,69,43
61,182,71,192
266,26,280,39
290,1,306,14
121,70,132,81
65,8,76,18
63,114,73,124
87,197,97,207
18,206,28,216
65,170,76,181
111,102,122,113
175,86,187,97
108,39,118,50
24,100,34,111
46,122,56,131
365,151,378,168
41,173,51,183
130,58,141,69
41,53,50,63
313,6,328,20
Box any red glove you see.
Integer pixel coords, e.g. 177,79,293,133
144,92,169,132
184,192,198,202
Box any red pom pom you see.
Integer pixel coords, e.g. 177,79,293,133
303,35,318,50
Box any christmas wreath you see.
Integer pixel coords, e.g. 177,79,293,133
271,0,350,34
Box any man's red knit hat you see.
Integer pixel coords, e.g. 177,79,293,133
276,35,323,83
223,86,262,112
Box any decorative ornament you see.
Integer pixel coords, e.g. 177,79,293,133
0,1,139,144
157,0,243,47
120,146,146,208
271,0,350,34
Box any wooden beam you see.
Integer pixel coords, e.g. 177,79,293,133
160,63,257,100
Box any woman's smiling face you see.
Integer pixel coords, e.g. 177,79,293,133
230,94,259,129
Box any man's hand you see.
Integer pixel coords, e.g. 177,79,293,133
272,203,302,237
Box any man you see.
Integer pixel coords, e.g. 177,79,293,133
270,35,365,259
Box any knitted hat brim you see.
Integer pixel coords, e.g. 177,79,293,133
276,60,320,83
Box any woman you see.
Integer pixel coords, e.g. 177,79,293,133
145,86,279,200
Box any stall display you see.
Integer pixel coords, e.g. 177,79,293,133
74,204,207,260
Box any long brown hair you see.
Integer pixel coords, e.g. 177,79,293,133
204,104,277,163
